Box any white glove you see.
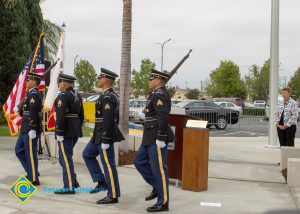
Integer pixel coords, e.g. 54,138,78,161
28,130,36,139
139,112,145,120
101,143,110,150
13,106,19,113
156,140,166,148
57,135,64,142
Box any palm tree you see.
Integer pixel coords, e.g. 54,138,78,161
119,0,132,152
43,19,62,62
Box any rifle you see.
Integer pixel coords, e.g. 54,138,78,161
166,49,192,83
43,58,60,77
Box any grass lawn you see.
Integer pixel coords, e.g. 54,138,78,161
0,126,11,136
82,125,94,137
0,125,93,137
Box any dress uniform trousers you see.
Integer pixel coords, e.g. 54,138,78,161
15,132,41,182
96,144,120,198
58,137,78,189
82,141,105,183
134,144,169,206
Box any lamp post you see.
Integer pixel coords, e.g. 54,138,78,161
156,38,171,72
73,54,79,71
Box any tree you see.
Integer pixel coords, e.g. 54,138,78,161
119,0,132,152
289,66,300,98
26,0,43,48
185,89,200,99
167,87,176,98
244,60,270,100
0,0,31,103
2,0,19,9
2,0,62,63
131,59,156,97
206,60,246,99
74,59,97,92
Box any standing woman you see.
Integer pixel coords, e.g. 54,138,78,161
275,87,298,147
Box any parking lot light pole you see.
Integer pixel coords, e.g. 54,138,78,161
156,38,171,72
267,0,280,148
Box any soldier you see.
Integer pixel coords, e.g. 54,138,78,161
86,68,124,204
134,69,175,212
54,73,84,194
15,73,43,186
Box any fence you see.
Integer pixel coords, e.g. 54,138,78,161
83,102,273,128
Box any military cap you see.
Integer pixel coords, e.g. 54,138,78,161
57,73,76,83
27,73,42,81
149,69,170,81
98,68,118,80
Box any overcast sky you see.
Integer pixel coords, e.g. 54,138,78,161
41,0,300,89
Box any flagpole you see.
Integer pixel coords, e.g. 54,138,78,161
39,32,51,158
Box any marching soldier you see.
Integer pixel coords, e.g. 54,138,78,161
84,68,124,204
54,74,84,194
15,73,43,186
134,69,175,212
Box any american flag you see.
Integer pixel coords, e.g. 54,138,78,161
3,33,45,136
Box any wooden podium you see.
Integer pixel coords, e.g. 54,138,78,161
182,128,209,192
168,111,197,180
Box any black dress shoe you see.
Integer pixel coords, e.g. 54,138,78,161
90,181,107,194
54,188,75,195
147,203,169,212
96,196,118,204
74,173,80,188
145,188,157,201
74,179,80,188
31,180,40,186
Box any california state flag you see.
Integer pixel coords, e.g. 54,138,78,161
44,25,66,130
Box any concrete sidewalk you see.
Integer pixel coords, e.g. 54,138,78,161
0,136,300,214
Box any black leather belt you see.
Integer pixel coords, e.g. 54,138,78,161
95,117,103,122
145,116,157,121
23,111,42,116
66,114,78,118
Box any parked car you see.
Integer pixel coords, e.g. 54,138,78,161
173,100,239,130
214,101,243,115
212,97,244,108
85,94,100,102
129,99,147,121
253,100,266,108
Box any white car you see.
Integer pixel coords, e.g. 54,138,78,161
214,101,243,115
129,99,147,121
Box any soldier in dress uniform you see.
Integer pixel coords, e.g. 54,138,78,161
84,68,124,204
54,73,84,194
15,73,43,186
134,69,175,212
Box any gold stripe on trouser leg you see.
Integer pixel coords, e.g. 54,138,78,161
29,137,36,181
157,146,168,204
60,141,73,189
103,149,116,198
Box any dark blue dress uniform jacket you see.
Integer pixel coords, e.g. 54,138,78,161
54,87,84,137
20,87,42,134
142,86,175,146
92,88,124,144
